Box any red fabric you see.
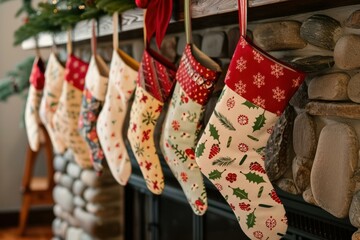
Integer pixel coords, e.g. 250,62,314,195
177,44,220,106
137,48,177,103
226,36,305,115
64,54,89,91
136,0,173,48
29,57,45,90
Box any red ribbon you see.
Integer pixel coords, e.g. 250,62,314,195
136,0,173,48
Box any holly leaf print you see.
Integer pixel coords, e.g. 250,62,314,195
246,209,256,229
196,141,206,158
242,100,259,109
214,110,236,131
208,169,223,180
209,124,220,142
212,157,236,167
252,111,266,132
230,187,249,200
242,171,266,184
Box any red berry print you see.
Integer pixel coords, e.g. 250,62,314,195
172,120,180,131
226,96,235,110
230,203,236,211
214,183,223,191
237,114,249,125
152,181,159,190
267,126,274,134
249,162,266,174
180,172,188,182
270,189,282,204
253,230,263,239
145,161,152,171
155,104,162,113
141,129,151,142
225,173,237,183
181,94,189,104
265,216,277,230
238,143,249,152
195,199,205,211
131,123,137,132
209,144,220,159
185,148,195,160
140,94,148,103
239,202,251,211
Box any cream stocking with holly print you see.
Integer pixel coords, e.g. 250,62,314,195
39,53,66,154
25,56,45,152
160,44,221,215
195,13,306,239
97,49,139,185
78,55,109,172
127,49,176,194
53,54,91,168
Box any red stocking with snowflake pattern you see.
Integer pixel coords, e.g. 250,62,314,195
195,0,306,239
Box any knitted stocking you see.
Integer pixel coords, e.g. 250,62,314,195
53,54,91,168
78,55,109,172
160,44,221,215
25,57,45,152
97,49,139,185
39,53,66,154
127,49,176,194
195,34,305,239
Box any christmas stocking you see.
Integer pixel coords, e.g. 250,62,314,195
25,56,45,152
39,52,66,154
53,54,91,168
97,49,139,185
127,48,176,194
195,1,306,238
160,44,221,215
78,55,109,172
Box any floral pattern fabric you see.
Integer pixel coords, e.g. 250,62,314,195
160,44,220,215
39,53,66,154
25,57,45,152
78,55,109,172
97,49,139,185
195,36,305,239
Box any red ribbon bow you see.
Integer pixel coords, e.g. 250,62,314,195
136,0,173,48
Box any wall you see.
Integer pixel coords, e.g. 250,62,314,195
0,1,48,212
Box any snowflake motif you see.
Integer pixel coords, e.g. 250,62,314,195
226,97,235,110
237,115,249,125
253,231,264,240
252,96,266,108
270,64,284,78
225,70,231,82
272,86,285,102
234,80,247,95
252,73,265,88
236,57,247,72
239,37,248,48
265,216,277,230
292,76,301,88
253,50,264,63
238,143,249,152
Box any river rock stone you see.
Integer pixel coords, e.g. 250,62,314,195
303,187,317,206
276,178,300,195
83,185,121,203
177,34,202,56
350,191,360,228
290,82,309,109
292,156,312,192
306,101,360,119
66,227,83,240
311,123,358,218
52,218,63,237
265,106,296,181
348,73,360,103
73,179,87,196
334,34,360,70
64,149,75,162
284,55,334,73
53,185,74,212
293,112,317,158
353,229,360,240
74,196,86,208
54,155,68,172
74,207,121,238
346,10,360,29
59,173,74,189
308,72,350,101
86,202,121,218
253,20,306,51
160,36,177,63
54,171,61,184
201,31,228,58
67,162,82,179
300,14,342,50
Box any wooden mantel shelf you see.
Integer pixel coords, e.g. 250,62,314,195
21,0,360,50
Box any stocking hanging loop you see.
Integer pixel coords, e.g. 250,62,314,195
91,19,97,55
238,0,247,37
35,36,41,58
67,28,73,56
113,12,119,50
51,34,58,54
184,0,192,44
